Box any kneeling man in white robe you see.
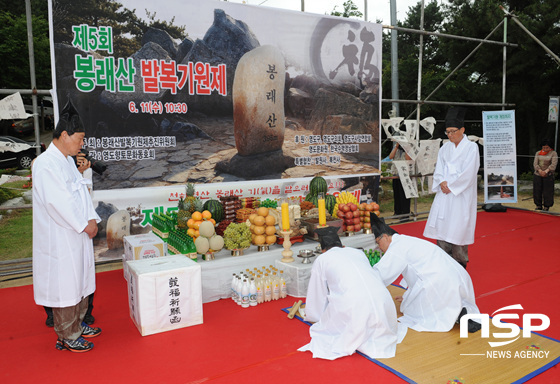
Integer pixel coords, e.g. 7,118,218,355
371,214,481,336
298,226,398,360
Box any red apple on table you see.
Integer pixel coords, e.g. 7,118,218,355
340,204,350,212
353,217,361,225
345,218,354,225
363,222,371,229
337,210,345,219
354,223,362,231
345,211,354,220
353,210,360,218
346,225,355,232
349,203,357,211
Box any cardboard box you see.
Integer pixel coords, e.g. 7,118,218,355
300,218,343,241
126,255,203,336
123,233,167,262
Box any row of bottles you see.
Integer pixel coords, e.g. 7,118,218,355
231,266,287,308
152,213,176,240
167,228,197,258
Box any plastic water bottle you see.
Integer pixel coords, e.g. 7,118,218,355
264,273,272,302
249,278,257,306
231,273,237,302
272,272,280,300
241,279,250,308
280,270,287,299
256,275,264,304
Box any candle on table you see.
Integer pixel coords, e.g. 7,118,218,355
281,202,290,231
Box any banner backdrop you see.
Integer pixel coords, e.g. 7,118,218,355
482,110,517,204
48,0,382,259
48,0,381,189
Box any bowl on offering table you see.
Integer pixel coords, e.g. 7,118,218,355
298,249,315,264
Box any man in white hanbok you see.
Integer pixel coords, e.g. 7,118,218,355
32,100,102,353
372,214,481,335
298,227,399,360
423,107,480,268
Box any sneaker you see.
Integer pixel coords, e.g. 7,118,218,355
81,322,102,338
56,337,94,353
84,314,95,325
45,315,54,327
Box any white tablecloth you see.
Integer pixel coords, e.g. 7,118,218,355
199,232,377,302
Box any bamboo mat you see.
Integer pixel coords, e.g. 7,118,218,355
288,285,560,384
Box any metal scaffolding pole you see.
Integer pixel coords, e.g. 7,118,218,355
25,0,41,156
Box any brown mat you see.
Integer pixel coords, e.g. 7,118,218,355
287,286,560,384
369,286,560,384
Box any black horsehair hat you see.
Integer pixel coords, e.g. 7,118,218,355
445,107,467,129
370,212,398,239
315,226,343,251
54,99,85,135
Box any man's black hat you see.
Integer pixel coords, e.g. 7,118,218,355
54,99,85,135
370,213,398,239
315,226,343,251
445,107,466,129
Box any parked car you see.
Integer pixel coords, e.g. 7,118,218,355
0,136,46,169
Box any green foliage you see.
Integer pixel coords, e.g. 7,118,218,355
331,0,363,19
0,187,19,205
0,209,33,260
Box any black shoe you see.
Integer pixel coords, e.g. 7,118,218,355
84,314,95,325
45,315,54,327
456,307,481,333
536,206,543,211
543,207,549,211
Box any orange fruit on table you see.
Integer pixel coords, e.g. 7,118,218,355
257,207,269,217
371,202,380,211
194,220,203,230
187,218,195,228
187,228,196,237
202,210,212,220
192,211,203,221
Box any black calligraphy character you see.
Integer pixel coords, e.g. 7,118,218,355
357,27,380,86
329,30,359,80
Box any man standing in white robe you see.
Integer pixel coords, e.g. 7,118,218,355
371,214,481,335
423,107,480,268
32,100,102,353
298,227,399,360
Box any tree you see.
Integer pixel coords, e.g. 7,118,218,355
382,0,560,174
331,0,363,19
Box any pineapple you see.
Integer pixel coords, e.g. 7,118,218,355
177,183,203,228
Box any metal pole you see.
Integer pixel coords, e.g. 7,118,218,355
390,0,399,116
413,0,426,220
25,0,41,156
502,15,507,110
301,0,304,12
382,24,517,47
364,0,367,22
500,6,560,66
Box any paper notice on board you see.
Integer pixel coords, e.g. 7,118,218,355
482,110,517,204
393,160,418,199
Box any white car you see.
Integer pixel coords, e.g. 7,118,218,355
0,136,45,169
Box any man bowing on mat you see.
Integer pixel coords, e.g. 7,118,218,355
371,213,481,336
423,107,480,268
298,226,400,360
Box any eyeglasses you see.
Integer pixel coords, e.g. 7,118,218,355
375,235,384,246
445,129,460,136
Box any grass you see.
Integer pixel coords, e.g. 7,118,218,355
0,209,33,260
